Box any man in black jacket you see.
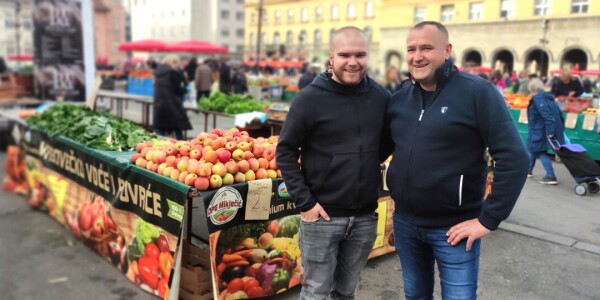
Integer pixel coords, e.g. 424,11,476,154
384,21,528,299
276,26,391,300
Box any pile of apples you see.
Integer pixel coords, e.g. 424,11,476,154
130,128,280,191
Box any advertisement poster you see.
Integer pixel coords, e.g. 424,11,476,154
22,130,189,298
199,180,396,299
32,0,87,101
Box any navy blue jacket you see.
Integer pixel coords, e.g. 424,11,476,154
527,91,565,152
385,60,529,230
276,72,391,216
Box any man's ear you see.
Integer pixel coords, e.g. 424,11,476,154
445,43,453,60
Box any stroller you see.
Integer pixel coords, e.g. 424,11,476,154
549,138,600,196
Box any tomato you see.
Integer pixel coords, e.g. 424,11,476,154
157,277,169,298
79,205,93,231
243,278,260,293
247,286,265,298
145,242,160,258
105,214,117,231
227,278,245,293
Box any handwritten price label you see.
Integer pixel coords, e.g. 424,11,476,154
245,179,272,220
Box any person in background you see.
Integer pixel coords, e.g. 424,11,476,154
195,59,213,100
384,66,400,93
219,56,232,94
582,76,593,94
551,69,583,97
0,56,8,83
184,57,198,82
298,65,317,90
384,21,529,299
276,26,391,300
527,78,564,185
153,55,192,140
231,66,248,94
492,70,506,90
514,70,531,95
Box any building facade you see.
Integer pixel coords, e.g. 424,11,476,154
94,0,127,65
244,0,382,71
130,0,245,58
0,0,34,67
379,0,600,76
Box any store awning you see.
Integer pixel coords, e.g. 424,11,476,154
118,39,168,52
7,53,33,61
163,40,228,54
580,70,600,76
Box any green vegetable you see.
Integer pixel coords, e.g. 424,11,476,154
197,92,269,114
218,223,266,250
271,268,291,292
26,103,155,151
277,215,300,238
134,219,160,255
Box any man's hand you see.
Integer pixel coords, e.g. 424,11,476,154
300,203,330,222
446,218,491,251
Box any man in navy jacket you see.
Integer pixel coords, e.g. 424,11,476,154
276,26,391,299
384,21,529,299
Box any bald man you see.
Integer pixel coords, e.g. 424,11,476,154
276,26,391,299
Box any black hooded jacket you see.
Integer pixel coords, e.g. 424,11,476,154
276,72,391,216
153,64,192,132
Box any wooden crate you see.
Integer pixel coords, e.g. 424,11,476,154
267,109,287,122
179,240,214,300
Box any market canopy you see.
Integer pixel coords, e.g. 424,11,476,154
580,70,600,76
7,53,33,61
549,69,580,75
243,60,308,68
118,39,168,52
163,40,228,54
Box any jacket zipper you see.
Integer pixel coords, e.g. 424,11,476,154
354,97,362,210
404,89,440,214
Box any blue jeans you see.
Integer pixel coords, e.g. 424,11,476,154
299,213,378,300
529,150,556,178
393,213,480,300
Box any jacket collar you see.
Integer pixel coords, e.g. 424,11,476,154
409,58,459,91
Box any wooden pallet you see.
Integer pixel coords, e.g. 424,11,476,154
179,240,214,300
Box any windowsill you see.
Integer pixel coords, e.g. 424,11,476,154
346,17,357,20
364,16,375,19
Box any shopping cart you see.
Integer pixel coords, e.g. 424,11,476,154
549,138,600,196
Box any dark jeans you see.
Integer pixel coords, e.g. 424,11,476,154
196,90,210,101
528,150,556,178
299,213,378,300
393,213,480,300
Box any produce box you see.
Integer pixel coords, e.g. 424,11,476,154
180,240,213,300
267,103,289,122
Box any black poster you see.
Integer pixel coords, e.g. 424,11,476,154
32,0,86,101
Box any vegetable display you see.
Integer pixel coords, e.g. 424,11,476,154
26,103,155,151
198,92,270,114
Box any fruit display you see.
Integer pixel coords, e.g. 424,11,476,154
130,128,281,190
198,92,270,115
582,107,598,115
26,103,156,151
557,96,592,113
214,216,302,299
504,93,531,109
124,219,173,298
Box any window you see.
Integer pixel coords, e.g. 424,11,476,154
440,5,454,21
251,13,256,24
236,29,244,38
286,30,293,45
500,0,515,18
572,0,589,13
221,10,230,19
249,32,255,47
236,45,244,53
347,3,356,19
534,0,551,16
330,28,336,42
262,32,267,45
21,16,32,30
288,9,294,22
114,30,121,43
331,4,339,20
314,29,322,46
4,13,14,28
221,29,230,37
299,30,306,46
315,6,323,21
236,12,244,21
469,2,484,20
6,42,15,55
365,1,374,18
364,26,372,41
274,32,281,45
301,8,308,22
275,10,281,22
262,10,268,23
414,7,426,23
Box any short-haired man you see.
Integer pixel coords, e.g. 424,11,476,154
384,21,529,299
276,26,391,299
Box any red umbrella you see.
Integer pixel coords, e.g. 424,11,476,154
580,70,600,76
118,39,167,52
164,40,228,54
475,66,493,73
7,53,33,61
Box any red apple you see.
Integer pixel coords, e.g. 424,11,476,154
203,150,218,164
216,148,232,163
179,144,191,156
189,149,202,160
211,128,224,136
225,141,237,152
209,133,219,140
212,162,227,177
179,171,189,183
210,175,223,189
211,137,226,150
252,145,264,158
244,151,255,160
135,157,147,167
268,159,278,170
165,145,179,156
194,177,210,190
184,173,198,186
256,168,268,179
163,166,175,177
203,138,213,147
238,142,251,152
198,163,213,177
135,142,146,152
157,163,168,175
247,158,260,172
165,156,177,168
225,161,239,174
266,169,277,179
187,161,200,174
170,169,181,181
237,160,250,173
263,146,276,161
257,158,269,169
131,153,143,164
